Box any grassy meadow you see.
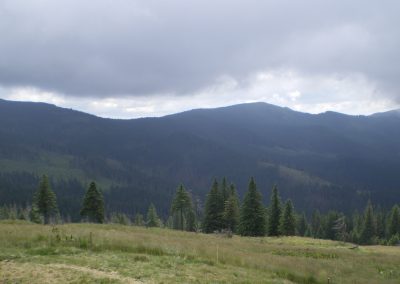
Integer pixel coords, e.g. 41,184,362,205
0,221,399,283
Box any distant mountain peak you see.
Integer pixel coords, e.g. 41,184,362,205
370,109,400,118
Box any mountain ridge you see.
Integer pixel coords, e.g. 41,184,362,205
0,99,399,218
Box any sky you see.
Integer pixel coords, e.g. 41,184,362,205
0,0,399,118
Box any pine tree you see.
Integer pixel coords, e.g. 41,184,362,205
202,179,224,233
268,185,281,236
80,182,105,223
29,204,42,224
110,212,131,225
323,211,340,240
34,175,59,224
360,201,376,245
221,177,230,204
280,200,296,236
146,203,161,227
296,213,308,236
333,215,347,241
388,205,400,237
171,184,191,230
134,213,144,226
375,208,386,239
238,177,266,236
186,207,197,232
351,210,362,243
223,187,240,232
311,210,323,238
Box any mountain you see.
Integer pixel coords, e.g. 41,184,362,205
1,99,400,219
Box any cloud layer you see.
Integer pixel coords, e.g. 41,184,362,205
0,0,399,116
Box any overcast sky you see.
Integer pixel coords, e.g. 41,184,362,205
0,0,399,118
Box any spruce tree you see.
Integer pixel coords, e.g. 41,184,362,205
186,207,197,232
80,182,105,223
223,187,240,232
134,213,144,226
221,177,230,204
238,177,266,236
171,184,191,230
360,201,375,245
323,211,340,240
388,205,400,237
29,204,42,224
280,200,296,236
296,213,308,236
311,210,322,238
202,179,224,233
268,185,281,236
333,215,347,241
34,175,59,224
146,203,161,227
375,208,386,239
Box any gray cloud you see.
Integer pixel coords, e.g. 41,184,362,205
0,0,399,100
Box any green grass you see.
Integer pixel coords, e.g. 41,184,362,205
0,221,399,283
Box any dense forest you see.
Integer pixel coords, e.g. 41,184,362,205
1,99,400,217
1,175,399,246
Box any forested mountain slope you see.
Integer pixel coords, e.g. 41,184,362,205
1,99,399,218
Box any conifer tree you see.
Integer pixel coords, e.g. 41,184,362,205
29,204,42,224
223,187,240,232
280,200,296,236
221,177,230,204
80,182,105,223
333,215,347,241
268,185,281,236
360,201,375,245
171,184,191,230
146,203,161,227
296,213,308,236
34,175,59,224
202,179,224,233
238,177,266,236
185,207,197,232
323,211,340,240
375,208,386,239
311,210,322,238
388,205,400,236
134,213,144,226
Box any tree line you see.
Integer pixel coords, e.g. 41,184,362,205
0,175,399,246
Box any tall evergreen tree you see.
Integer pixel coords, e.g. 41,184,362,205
280,200,296,236
388,205,400,236
34,175,59,224
146,203,161,227
221,177,230,204
223,187,240,232
332,215,347,241
185,207,197,232
268,185,281,236
311,210,322,238
375,208,386,239
323,211,340,240
360,201,376,245
202,179,224,233
296,213,308,236
80,182,105,223
171,184,191,230
238,177,266,236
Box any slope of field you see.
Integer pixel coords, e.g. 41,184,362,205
0,221,399,283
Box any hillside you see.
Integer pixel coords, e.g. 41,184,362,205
1,221,399,283
1,99,400,218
